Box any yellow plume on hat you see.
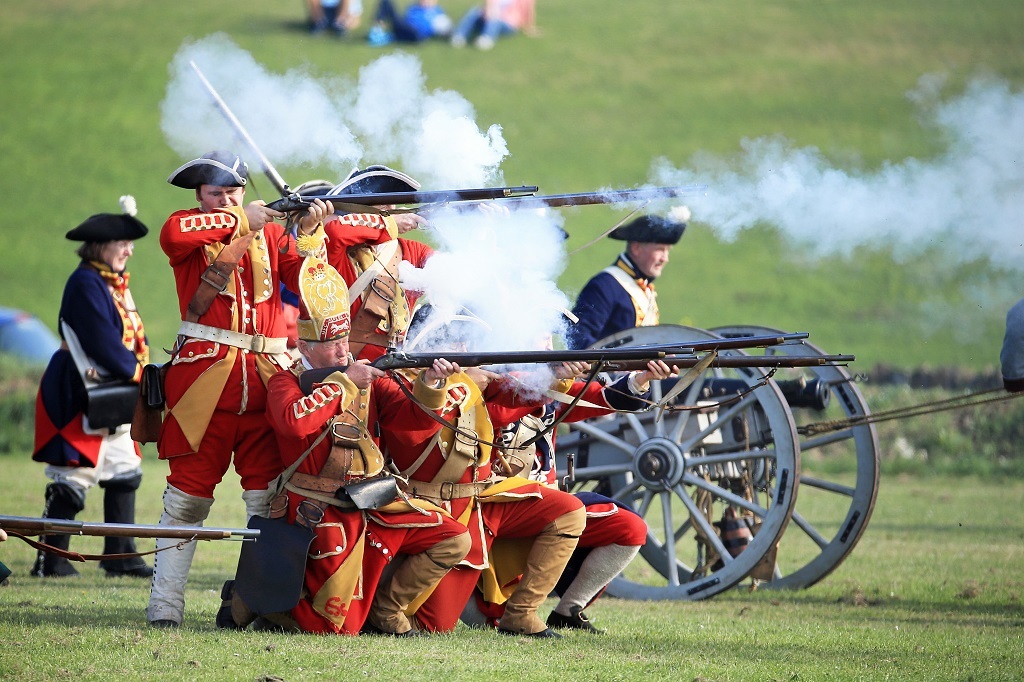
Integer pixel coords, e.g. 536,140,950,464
296,256,350,342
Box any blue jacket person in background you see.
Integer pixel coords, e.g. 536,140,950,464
30,198,153,578
567,208,689,350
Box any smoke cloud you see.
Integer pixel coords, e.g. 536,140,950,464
651,75,1024,269
161,33,508,188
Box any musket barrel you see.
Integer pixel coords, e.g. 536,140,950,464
499,185,707,208
0,515,259,541
268,186,539,213
371,347,670,371
609,332,810,354
600,354,855,372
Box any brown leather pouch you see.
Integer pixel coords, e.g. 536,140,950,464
130,363,167,443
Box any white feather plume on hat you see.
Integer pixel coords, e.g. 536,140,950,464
669,205,691,223
119,195,138,217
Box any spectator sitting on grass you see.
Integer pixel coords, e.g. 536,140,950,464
367,0,452,46
309,0,363,37
450,0,536,51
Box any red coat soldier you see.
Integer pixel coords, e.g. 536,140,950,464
147,151,330,628
221,252,470,635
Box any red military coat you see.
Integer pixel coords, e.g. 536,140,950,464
265,363,454,634
383,371,555,567
158,206,295,458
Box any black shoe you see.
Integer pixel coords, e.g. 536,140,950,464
497,626,562,639
149,619,180,629
31,558,81,578
546,607,606,634
216,580,241,630
103,563,154,579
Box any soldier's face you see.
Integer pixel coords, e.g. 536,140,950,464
100,239,134,272
630,242,672,279
196,185,245,212
299,337,351,369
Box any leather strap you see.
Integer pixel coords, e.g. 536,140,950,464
402,479,492,501
186,231,255,323
177,321,288,354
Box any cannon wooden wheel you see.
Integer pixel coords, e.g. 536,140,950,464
554,325,800,600
709,325,880,590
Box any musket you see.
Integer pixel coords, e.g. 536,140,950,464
296,334,823,393
299,347,675,393
190,60,292,197
0,515,259,541
267,185,703,214
266,185,540,213
597,353,856,372
605,332,811,354
470,185,707,209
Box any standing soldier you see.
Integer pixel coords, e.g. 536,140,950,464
31,198,152,578
567,209,689,350
326,165,434,360
147,151,330,628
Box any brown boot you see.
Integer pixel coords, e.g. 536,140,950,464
497,507,587,636
368,532,470,634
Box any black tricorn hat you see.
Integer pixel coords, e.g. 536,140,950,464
167,150,249,189
327,165,420,196
66,213,149,242
608,212,687,244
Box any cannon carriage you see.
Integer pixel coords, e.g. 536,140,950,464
554,324,880,600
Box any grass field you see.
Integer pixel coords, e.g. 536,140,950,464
2,4,1024,677
1,454,1022,681
1,1,1023,371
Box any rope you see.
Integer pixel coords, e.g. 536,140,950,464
798,387,1023,436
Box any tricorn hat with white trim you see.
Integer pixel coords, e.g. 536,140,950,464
327,165,420,196
167,150,249,189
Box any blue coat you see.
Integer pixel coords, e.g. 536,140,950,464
32,263,145,467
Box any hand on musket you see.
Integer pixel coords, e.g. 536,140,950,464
343,359,385,389
630,359,678,393
554,360,591,380
465,366,501,391
244,200,287,232
297,198,334,235
423,357,461,387
394,211,429,234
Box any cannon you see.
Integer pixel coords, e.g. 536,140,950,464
554,324,880,600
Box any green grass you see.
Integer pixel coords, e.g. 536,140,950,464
1,454,1022,681
1,0,1023,371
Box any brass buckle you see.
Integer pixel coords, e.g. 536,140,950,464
439,481,456,501
296,500,324,528
200,266,230,293
250,333,267,353
331,421,362,444
369,277,396,304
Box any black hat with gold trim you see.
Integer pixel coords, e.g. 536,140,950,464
65,195,149,242
167,150,249,189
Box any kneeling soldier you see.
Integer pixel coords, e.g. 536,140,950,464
220,252,470,635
